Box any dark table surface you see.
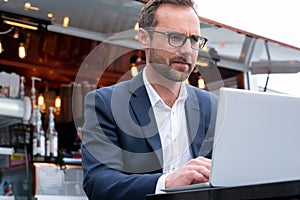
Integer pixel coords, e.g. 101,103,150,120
146,180,300,200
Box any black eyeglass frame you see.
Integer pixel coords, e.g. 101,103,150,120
147,30,208,50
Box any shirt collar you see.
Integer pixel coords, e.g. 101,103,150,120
142,67,188,107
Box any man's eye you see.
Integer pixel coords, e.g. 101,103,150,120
171,34,184,41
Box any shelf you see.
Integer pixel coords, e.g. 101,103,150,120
0,147,14,155
63,158,82,165
0,196,15,200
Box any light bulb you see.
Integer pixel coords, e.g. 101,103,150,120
0,39,3,54
55,96,61,115
24,2,31,9
18,43,26,59
38,94,44,106
63,17,70,27
131,65,138,77
134,22,139,31
55,96,61,108
198,76,205,89
47,13,53,18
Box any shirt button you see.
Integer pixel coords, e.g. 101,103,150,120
170,165,175,172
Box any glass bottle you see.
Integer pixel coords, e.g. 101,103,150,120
46,107,58,157
32,106,45,157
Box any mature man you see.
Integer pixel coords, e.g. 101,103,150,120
81,0,218,199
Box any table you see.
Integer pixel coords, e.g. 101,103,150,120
146,180,300,200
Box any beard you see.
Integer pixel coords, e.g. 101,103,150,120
148,47,194,82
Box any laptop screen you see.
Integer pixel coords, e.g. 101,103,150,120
210,87,300,187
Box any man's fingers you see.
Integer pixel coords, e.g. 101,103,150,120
196,165,210,179
190,170,209,184
189,157,211,170
199,157,211,169
186,163,210,180
166,158,212,188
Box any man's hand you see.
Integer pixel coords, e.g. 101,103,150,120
165,157,211,188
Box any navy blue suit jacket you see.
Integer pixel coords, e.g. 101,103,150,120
81,71,218,200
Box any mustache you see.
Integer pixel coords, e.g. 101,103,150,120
170,56,192,66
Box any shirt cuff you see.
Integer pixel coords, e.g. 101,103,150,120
155,173,169,194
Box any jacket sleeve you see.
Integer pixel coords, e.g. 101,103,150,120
81,89,161,200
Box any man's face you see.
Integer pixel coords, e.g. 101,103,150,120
148,4,201,82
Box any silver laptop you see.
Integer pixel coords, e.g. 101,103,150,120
164,87,300,192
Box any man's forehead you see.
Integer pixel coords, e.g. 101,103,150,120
154,5,200,35
155,4,199,23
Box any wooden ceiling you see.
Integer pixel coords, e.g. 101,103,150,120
0,0,243,93
0,24,243,93
0,24,143,90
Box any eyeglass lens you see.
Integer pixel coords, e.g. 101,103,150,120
169,33,204,50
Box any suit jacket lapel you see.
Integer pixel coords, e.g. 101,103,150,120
128,72,163,165
185,86,202,158
127,73,204,164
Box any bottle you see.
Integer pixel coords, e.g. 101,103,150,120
30,77,42,125
32,106,45,157
32,108,37,156
30,77,42,107
46,107,58,157
20,76,25,99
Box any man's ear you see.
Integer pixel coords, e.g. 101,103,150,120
138,28,150,48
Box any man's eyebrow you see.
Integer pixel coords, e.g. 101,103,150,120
168,31,200,37
190,35,201,39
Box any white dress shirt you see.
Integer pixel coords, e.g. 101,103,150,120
142,69,193,194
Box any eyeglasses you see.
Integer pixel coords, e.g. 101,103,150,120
148,30,207,50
